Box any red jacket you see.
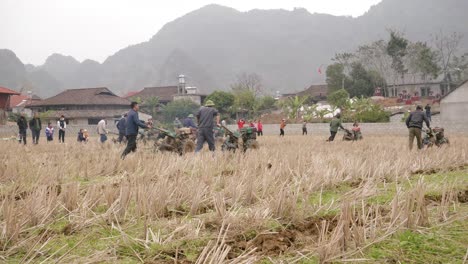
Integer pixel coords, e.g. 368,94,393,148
257,122,263,131
237,120,245,130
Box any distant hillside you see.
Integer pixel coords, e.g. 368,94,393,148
1,0,468,97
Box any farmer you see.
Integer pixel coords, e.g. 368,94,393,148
257,119,263,136
352,122,363,140
173,117,182,130
121,102,149,159
45,122,54,142
327,113,344,142
116,113,127,143
96,118,108,143
302,121,308,135
424,103,432,121
183,114,197,128
195,100,220,152
406,105,431,150
17,113,28,145
57,115,66,143
29,112,42,144
280,119,286,137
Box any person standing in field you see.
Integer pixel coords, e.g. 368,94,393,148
406,105,431,150
57,115,66,143
424,103,432,122
116,113,127,143
302,121,308,135
257,119,263,136
173,117,182,131
195,100,220,152
237,119,245,131
17,113,28,145
97,119,108,143
327,113,344,142
183,114,197,128
280,119,286,137
121,102,149,159
45,122,54,142
29,112,42,144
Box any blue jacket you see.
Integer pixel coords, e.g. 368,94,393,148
183,117,197,128
116,117,127,134
126,109,147,136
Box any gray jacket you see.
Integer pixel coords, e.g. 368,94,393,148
126,109,147,135
406,110,430,129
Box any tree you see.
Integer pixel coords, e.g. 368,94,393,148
232,89,256,118
205,91,235,113
387,30,409,81
326,63,351,93
407,42,440,82
231,72,263,97
280,95,309,120
327,89,349,110
142,96,160,119
162,99,199,124
254,96,276,113
433,31,463,81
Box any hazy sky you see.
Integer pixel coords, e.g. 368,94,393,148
1,0,381,65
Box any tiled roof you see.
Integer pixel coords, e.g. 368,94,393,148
0,87,20,95
130,86,178,102
30,87,129,107
42,109,128,119
296,84,328,97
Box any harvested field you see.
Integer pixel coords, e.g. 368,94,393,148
0,135,467,263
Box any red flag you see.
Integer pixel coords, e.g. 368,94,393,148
318,67,322,75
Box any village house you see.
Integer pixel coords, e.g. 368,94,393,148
28,87,138,125
0,86,20,124
280,84,328,101
129,85,207,106
440,80,468,124
10,94,42,117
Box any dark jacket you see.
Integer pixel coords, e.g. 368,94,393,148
116,117,127,134
196,107,219,129
17,117,28,131
126,109,147,136
406,110,430,129
29,118,42,131
183,117,197,128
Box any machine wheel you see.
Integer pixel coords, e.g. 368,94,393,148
182,140,196,154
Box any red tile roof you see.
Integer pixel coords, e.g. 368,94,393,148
9,95,29,107
0,87,20,95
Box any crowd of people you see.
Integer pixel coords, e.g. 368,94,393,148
14,101,434,153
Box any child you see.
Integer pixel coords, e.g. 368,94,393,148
352,122,363,140
45,123,54,142
77,129,87,143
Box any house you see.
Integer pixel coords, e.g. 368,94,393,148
10,94,42,117
440,80,468,124
296,84,328,99
130,85,206,106
280,84,328,101
128,86,179,105
0,86,20,124
28,87,135,125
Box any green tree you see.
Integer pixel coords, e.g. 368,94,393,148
254,96,276,113
233,89,256,117
326,63,351,93
280,95,309,120
142,96,160,119
162,99,199,124
205,91,235,113
408,42,440,81
387,30,409,80
327,89,349,109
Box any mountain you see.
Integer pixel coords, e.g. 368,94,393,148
0,49,26,91
1,0,468,98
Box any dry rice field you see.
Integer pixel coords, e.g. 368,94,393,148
0,135,467,263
